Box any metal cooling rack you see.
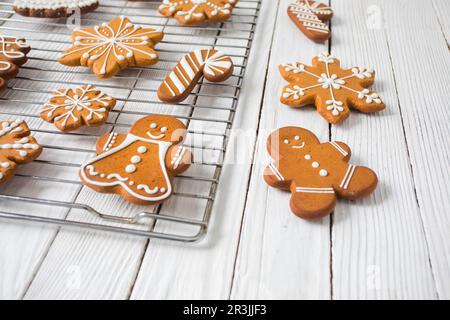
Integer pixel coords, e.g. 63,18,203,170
0,0,261,242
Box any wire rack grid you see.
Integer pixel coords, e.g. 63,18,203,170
0,0,261,242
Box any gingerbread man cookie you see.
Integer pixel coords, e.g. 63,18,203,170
159,0,238,25
264,127,377,219
0,34,30,91
14,0,99,18
158,49,234,103
59,16,164,79
288,0,333,43
80,115,193,205
280,52,385,124
40,85,116,132
0,120,42,185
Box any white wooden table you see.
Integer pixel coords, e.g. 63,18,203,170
0,0,449,299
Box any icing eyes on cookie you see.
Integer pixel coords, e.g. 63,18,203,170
283,139,289,144
160,127,168,133
294,135,300,141
150,123,157,129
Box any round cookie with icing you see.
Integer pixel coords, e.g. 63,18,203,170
264,126,378,219
158,49,234,103
288,0,333,43
159,0,238,26
14,0,99,18
80,114,193,205
279,52,385,124
0,120,42,185
59,16,164,79
0,34,30,91
40,85,116,132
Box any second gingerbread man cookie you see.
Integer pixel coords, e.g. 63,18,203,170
80,115,192,205
264,126,378,219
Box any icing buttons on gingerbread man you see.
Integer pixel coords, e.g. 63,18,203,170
264,126,378,219
80,114,193,205
279,52,385,124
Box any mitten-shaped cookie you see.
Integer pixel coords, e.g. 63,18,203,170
0,34,30,90
280,52,385,124
288,0,333,42
80,114,193,205
264,126,377,219
0,120,42,184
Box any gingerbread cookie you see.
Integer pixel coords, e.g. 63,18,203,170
80,115,192,205
14,0,99,18
158,49,234,103
40,85,116,132
159,0,238,25
288,0,333,43
59,16,164,79
280,52,385,124
0,34,30,91
264,127,377,219
0,120,42,185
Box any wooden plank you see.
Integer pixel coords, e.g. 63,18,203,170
129,0,276,300
230,0,331,299
378,0,450,299
330,0,437,299
433,0,450,45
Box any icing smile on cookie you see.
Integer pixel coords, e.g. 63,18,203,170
146,122,168,140
283,135,305,149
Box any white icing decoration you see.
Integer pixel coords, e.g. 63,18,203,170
296,186,334,194
14,0,98,11
282,52,381,116
137,146,147,154
161,0,235,22
125,164,136,173
319,169,328,177
42,85,114,128
0,35,28,71
289,0,332,35
268,162,284,181
80,134,174,202
131,155,141,164
60,16,161,75
160,49,233,99
340,164,356,189
0,121,40,165
304,154,311,160
170,146,186,170
312,161,319,168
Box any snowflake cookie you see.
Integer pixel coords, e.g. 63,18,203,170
279,52,385,124
158,49,234,103
80,114,193,205
40,85,116,132
0,34,30,91
288,0,333,43
264,126,378,219
14,0,99,18
59,16,164,79
159,0,238,25
0,120,42,185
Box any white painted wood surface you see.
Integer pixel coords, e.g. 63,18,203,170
0,0,449,299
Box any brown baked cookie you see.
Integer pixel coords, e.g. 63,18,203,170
59,16,164,79
264,126,377,219
80,115,193,205
158,49,234,103
288,0,333,43
13,0,99,18
0,120,42,185
40,85,116,132
280,52,385,124
0,34,30,91
159,0,238,25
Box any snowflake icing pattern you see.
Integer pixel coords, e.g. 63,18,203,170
159,0,238,25
40,85,116,132
279,52,385,124
58,16,164,78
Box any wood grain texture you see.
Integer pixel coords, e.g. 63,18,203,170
330,0,437,299
380,0,450,299
129,0,277,300
433,0,450,45
230,0,332,300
